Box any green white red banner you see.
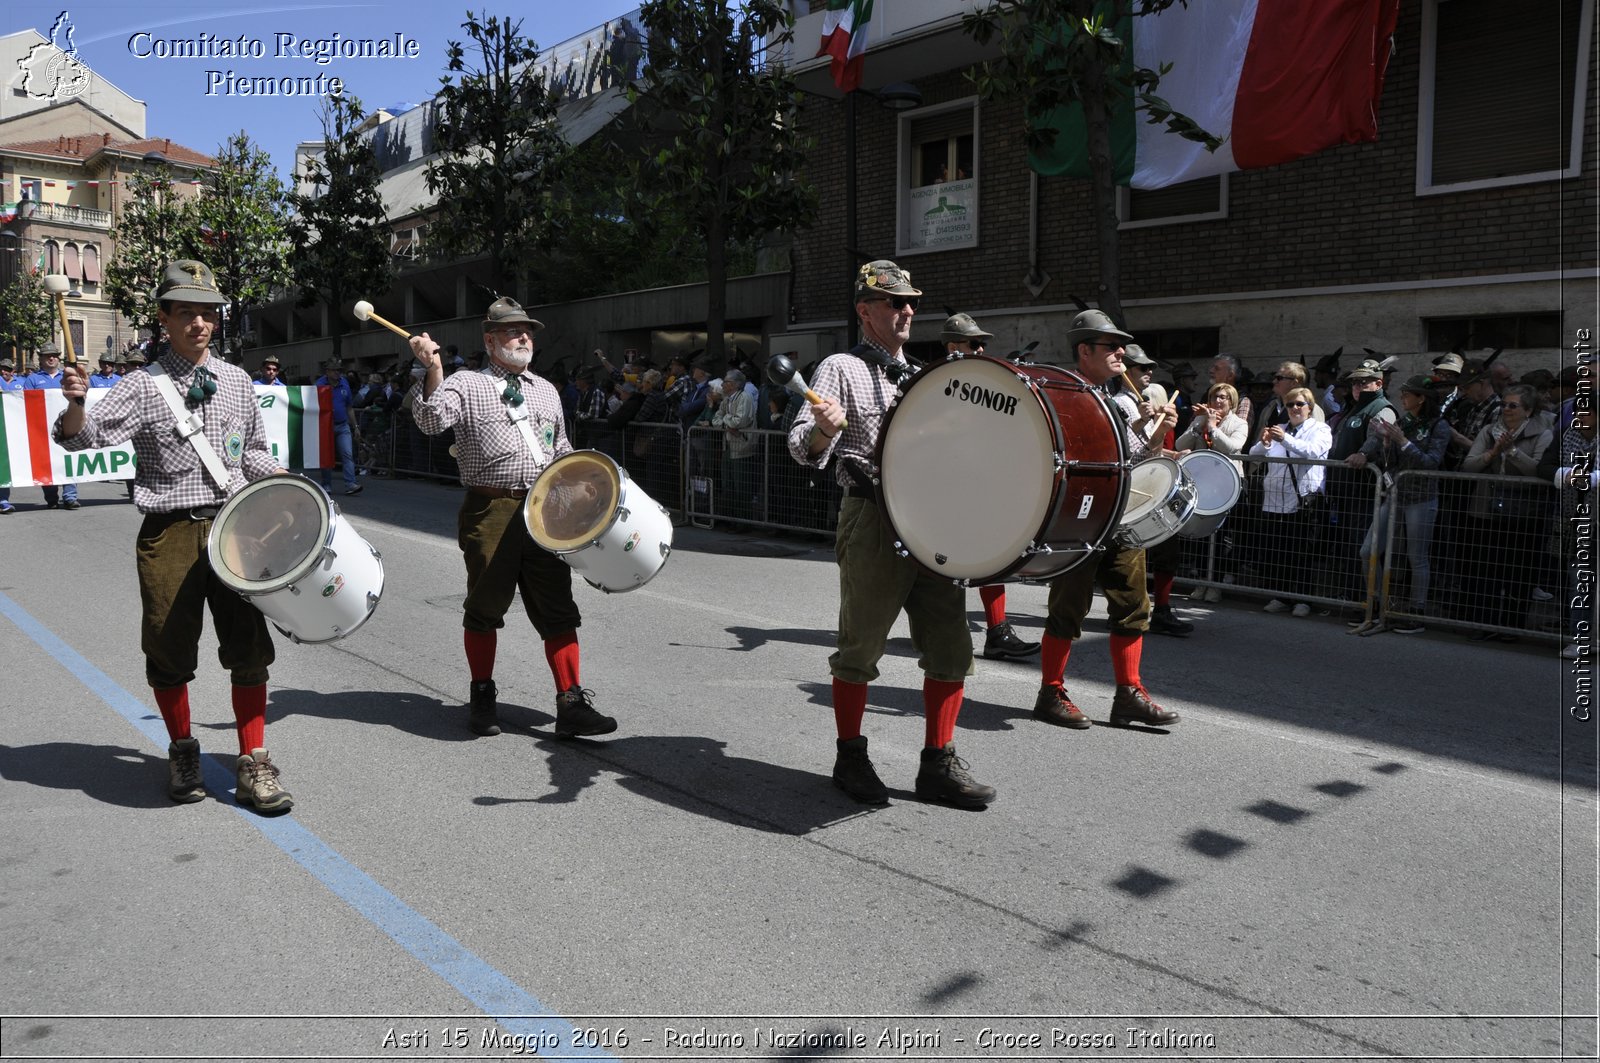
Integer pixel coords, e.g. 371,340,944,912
0,386,333,487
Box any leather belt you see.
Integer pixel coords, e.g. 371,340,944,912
150,506,221,523
843,486,877,502
468,485,529,500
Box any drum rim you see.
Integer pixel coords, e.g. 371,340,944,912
1177,449,1244,515
208,473,334,595
525,449,624,553
878,354,1130,583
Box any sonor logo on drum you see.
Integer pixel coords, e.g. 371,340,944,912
321,574,345,598
941,379,1019,417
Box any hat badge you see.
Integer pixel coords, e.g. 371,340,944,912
181,263,205,283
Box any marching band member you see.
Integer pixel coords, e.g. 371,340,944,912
1033,311,1181,731
54,260,293,811
407,297,617,741
789,262,995,810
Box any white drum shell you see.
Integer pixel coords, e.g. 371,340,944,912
526,452,673,593
1116,458,1198,548
208,475,384,645
1176,449,1244,539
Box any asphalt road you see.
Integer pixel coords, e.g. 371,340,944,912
1,477,1594,1062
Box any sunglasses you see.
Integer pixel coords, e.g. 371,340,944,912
867,295,920,311
1286,401,1310,408
1090,340,1126,350
1502,402,1524,410
1273,374,1297,381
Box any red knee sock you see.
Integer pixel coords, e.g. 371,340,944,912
153,685,191,742
1153,571,1175,607
232,683,267,755
1109,634,1143,687
832,678,868,740
979,585,1006,628
1040,633,1073,689
544,631,580,692
923,678,965,749
463,629,496,682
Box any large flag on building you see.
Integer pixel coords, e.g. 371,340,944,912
0,385,334,487
1033,0,1402,189
817,0,874,93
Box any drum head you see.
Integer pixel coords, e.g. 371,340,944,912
1121,458,1180,524
1178,450,1243,515
527,451,621,552
879,358,1056,581
211,475,332,594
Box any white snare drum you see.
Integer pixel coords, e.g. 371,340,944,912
524,450,672,593
208,474,384,644
1176,449,1243,539
1116,457,1198,548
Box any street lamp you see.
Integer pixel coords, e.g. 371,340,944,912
845,82,923,344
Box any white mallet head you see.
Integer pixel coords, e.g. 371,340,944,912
42,274,70,295
353,300,374,321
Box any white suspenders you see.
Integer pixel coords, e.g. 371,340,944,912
143,361,231,489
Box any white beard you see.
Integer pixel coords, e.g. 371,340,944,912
493,343,532,372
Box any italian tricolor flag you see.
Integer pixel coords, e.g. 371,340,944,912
1034,0,1401,189
0,386,333,487
817,0,873,93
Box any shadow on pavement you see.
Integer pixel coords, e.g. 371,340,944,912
0,742,173,809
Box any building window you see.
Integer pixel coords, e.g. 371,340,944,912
18,177,42,208
63,242,81,283
1134,327,1221,369
44,239,59,274
1118,175,1228,229
898,99,979,255
81,244,100,293
1425,313,1562,352
1419,0,1592,192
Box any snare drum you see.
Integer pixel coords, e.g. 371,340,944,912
524,450,672,593
208,473,384,644
877,355,1128,583
1116,457,1198,548
1176,449,1243,539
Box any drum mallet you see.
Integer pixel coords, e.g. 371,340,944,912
352,300,412,339
42,274,84,405
767,354,846,429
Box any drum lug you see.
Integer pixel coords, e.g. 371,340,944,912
1053,453,1069,472
366,591,379,614
659,541,671,559
892,539,910,559
617,505,631,523
322,546,338,565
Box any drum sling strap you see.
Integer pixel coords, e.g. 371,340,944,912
501,373,547,465
144,361,231,489
838,343,919,492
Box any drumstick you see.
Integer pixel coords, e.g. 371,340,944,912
42,274,84,405
352,300,412,340
766,354,846,428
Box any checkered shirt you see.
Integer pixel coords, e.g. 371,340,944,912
787,343,908,488
409,365,571,490
53,351,277,513
1109,389,1160,463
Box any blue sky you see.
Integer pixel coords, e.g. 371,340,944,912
8,2,639,179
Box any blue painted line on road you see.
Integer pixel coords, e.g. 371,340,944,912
0,590,613,1060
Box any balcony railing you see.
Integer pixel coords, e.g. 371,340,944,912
16,201,113,228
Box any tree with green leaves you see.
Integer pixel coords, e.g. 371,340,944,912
289,91,395,363
963,0,1222,323
105,164,198,337
0,267,54,356
425,12,570,301
629,0,816,366
192,131,294,358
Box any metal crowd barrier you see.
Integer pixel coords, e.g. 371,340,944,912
359,416,1569,643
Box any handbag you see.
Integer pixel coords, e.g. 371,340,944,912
1287,461,1328,521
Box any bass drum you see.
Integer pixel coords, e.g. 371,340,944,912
208,473,384,644
877,355,1128,584
525,450,673,593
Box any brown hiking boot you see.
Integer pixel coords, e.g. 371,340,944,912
168,737,205,803
235,749,293,812
1109,684,1180,727
1032,685,1091,729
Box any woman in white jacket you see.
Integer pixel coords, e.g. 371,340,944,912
1175,382,1249,469
1248,386,1332,616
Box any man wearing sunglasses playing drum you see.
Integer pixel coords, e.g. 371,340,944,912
788,261,996,810
407,297,617,741
1032,310,1181,731
56,259,295,812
